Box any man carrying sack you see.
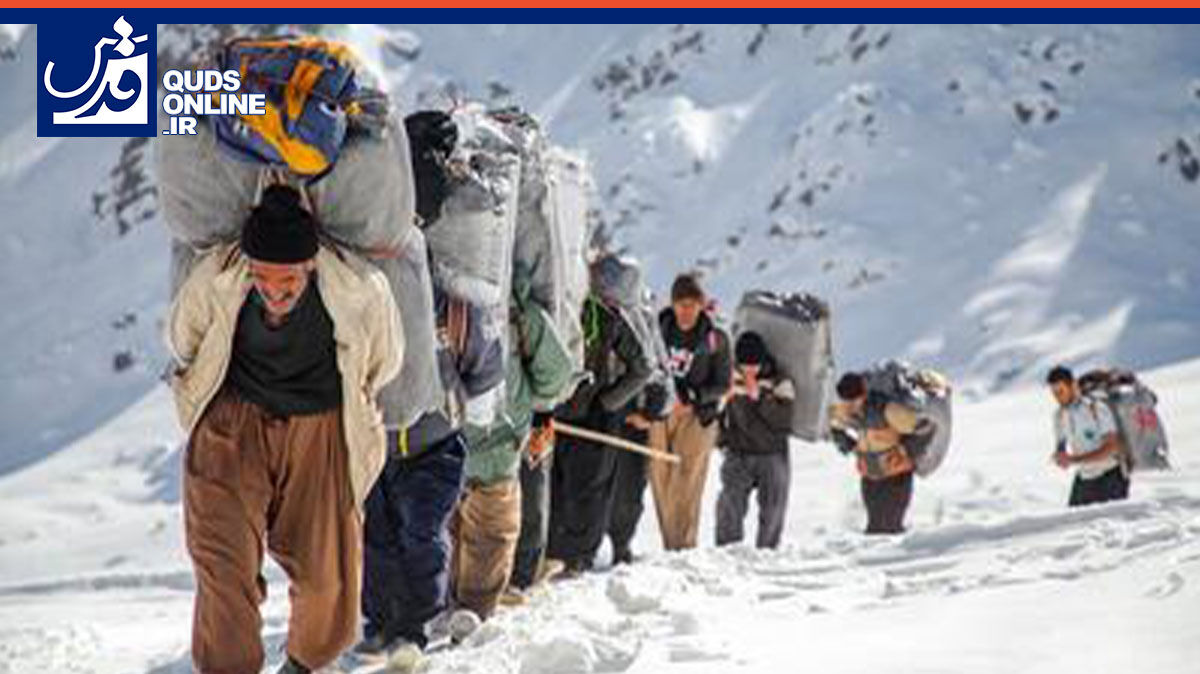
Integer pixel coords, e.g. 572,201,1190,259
168,186,402,674
548,288,652,576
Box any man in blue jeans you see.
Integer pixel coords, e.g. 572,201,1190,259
358,284,503,664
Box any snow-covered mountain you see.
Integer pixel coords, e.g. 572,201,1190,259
1,24,1198,471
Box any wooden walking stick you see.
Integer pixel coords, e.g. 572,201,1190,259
553,421,681,464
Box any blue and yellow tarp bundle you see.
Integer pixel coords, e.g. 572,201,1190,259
212,36,366,177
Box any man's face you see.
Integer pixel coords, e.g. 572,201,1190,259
672,297,703,332
848,393,867,415
248,259,314,318
1050,380,1076,407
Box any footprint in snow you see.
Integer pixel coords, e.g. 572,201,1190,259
1145,571,1185,599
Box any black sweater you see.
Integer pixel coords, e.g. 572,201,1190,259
659,309,732,425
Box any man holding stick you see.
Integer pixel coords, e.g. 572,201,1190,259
548,285,653,577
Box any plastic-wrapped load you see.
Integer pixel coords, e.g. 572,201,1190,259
423,104,520,309
541,146,594,375
156,108,416,256
371,228,444,431
734,290,836,443
155,107,259,247
155,35,436,427
489,109,594,378
1079,369,1170,472
862,359,953,477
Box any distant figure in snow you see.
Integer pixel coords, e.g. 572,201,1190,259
1046,365,1130,507
829,371,922,535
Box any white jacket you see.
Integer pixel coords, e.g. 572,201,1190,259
165,243,403,512
1055,396,1120,480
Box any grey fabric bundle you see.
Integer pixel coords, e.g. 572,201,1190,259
590,253,666,395
734,290,837,443
497,116,594,383
425,105,520,309
155,109,417,254
1080,369,1170,472
863,359,954,477
370,228,444,430
156,108,440,428
536,146,594,378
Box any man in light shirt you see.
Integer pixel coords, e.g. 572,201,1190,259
1046,365,1130,507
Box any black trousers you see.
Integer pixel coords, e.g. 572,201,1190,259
1068,466,1130,507
607,427,649,562
548,413,620,566
511,454,552,589
861,471,914,535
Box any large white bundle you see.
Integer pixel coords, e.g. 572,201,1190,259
863,360,953,478
542,146,594,373
155,109,417,253
424,105,520,309
371,228,443,430
734,290,836,443
1079,369,1170,472
155,108,258,247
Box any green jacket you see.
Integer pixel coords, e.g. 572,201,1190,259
463,275,574,485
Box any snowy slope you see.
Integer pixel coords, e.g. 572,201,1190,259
0,359,1197,674
2,24,1199,471
0,25,169,475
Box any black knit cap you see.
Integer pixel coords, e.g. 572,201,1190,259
671,273,705,303
735,331,769,366
241,184,319,264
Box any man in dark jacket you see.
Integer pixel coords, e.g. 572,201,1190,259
715,332,795,549
548,292,652,575
650,273,732,551
359,285,504,661
358,109,505,664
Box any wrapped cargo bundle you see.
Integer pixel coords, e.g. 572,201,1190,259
734,290,836,443
155,35,436,428
863,359,953,477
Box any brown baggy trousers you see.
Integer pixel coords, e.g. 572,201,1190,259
648,408,718,551
184,392,360,674
449,478,521,620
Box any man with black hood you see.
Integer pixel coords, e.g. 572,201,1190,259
715,332,795,549
548,259,652,576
